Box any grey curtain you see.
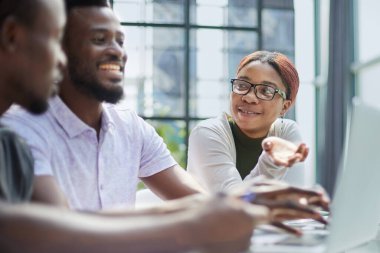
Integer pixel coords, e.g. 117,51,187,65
319,0,355,196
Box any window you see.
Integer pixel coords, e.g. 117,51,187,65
112,0,295,167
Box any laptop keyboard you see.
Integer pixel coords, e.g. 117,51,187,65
274,233,328,247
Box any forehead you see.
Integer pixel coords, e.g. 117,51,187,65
68,7,123,35
238,61,284,88
33,0,66,32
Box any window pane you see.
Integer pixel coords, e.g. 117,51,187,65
146,120,187,168
121,27,185,117
262,9,295,56
189,29,258,118
357,0,380,63
114,0,185,24
190,0,258,27
358,65,380,108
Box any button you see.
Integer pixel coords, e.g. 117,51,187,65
100,184,104,190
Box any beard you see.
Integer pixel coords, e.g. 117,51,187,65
26,81,62,114
25,98,49,115
68,56,124,104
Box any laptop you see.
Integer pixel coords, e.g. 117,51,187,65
250,100,380,253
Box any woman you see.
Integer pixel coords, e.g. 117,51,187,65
187,51,309,192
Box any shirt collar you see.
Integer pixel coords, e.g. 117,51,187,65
100,103,115,132
50,96,114,138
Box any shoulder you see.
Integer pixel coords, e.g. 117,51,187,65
1,105,56,148
103,104,156,135
0,126,33,157
271,118,298,130
2,105,50,130
103,103,141,124
270,118,302,142
192,113,230,133
0,126,20,142
190,113,234,145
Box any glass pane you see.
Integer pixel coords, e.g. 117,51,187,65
262,9,294,56
358,64,380,109
189,29,258,118
120,26,185,117
146,120,187,168
114,0,185,24
190,0,258,27
357,0,380,63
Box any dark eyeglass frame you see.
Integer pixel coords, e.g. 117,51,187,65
230,78,287,101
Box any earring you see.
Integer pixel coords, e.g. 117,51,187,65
280,114,284,132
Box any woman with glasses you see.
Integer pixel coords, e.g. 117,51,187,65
187,51,309,192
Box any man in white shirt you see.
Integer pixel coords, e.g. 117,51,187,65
3,0,203,210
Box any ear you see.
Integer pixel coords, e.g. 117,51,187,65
0,16,22,52
280,100,292,116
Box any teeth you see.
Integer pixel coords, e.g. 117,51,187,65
99,64,121,72
238,107,259,114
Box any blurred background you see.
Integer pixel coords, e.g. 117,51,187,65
110,0,380,195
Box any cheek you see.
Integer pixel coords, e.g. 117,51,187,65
229,94,240,114
268,101,284,117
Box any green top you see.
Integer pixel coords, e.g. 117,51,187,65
228,119,265,179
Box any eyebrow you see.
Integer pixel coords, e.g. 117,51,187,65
237,75,279,88
90,28,125,38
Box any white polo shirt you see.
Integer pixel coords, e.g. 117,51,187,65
2,96,176,211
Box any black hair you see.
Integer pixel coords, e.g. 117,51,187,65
0,0,41,29
65,0,110,13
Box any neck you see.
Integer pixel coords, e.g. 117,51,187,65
59,79,103,134
0,80,13,116
0,98,11,116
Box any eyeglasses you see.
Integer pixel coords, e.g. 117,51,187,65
231,78,287,101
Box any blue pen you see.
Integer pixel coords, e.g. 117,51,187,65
241,192,256,203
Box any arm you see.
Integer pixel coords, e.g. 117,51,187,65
247,119,307,185
31,175,69,208
1,110,68,204
0,195,266,253
187,123,243,192
31,171,203,215
141,165,205,200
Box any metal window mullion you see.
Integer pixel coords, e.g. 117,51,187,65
120,22,259,31
258,0,263,49
184,0,191,158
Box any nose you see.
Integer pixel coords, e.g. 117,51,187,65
58,46,67,70
55,46,67,81
107,41,126,62
242,87,260,104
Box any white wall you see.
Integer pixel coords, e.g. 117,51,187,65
294,0,316,186
356,0,380,108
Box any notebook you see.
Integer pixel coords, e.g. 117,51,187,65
250,100,380,253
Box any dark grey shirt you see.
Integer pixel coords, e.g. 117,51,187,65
0,126,34,202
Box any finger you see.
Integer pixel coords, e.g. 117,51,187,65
300,146,309,162
307,196,330,211
271,208,328,225
286,189,329,210
295,143,304,153
271,221,302,236
264,200,328,225
287,154,302,166
262,141,273,151
272,158,290,167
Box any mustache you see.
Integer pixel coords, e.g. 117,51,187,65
98,55,125,67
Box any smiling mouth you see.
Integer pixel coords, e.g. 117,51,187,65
99,63,124,74
238,107,261,115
